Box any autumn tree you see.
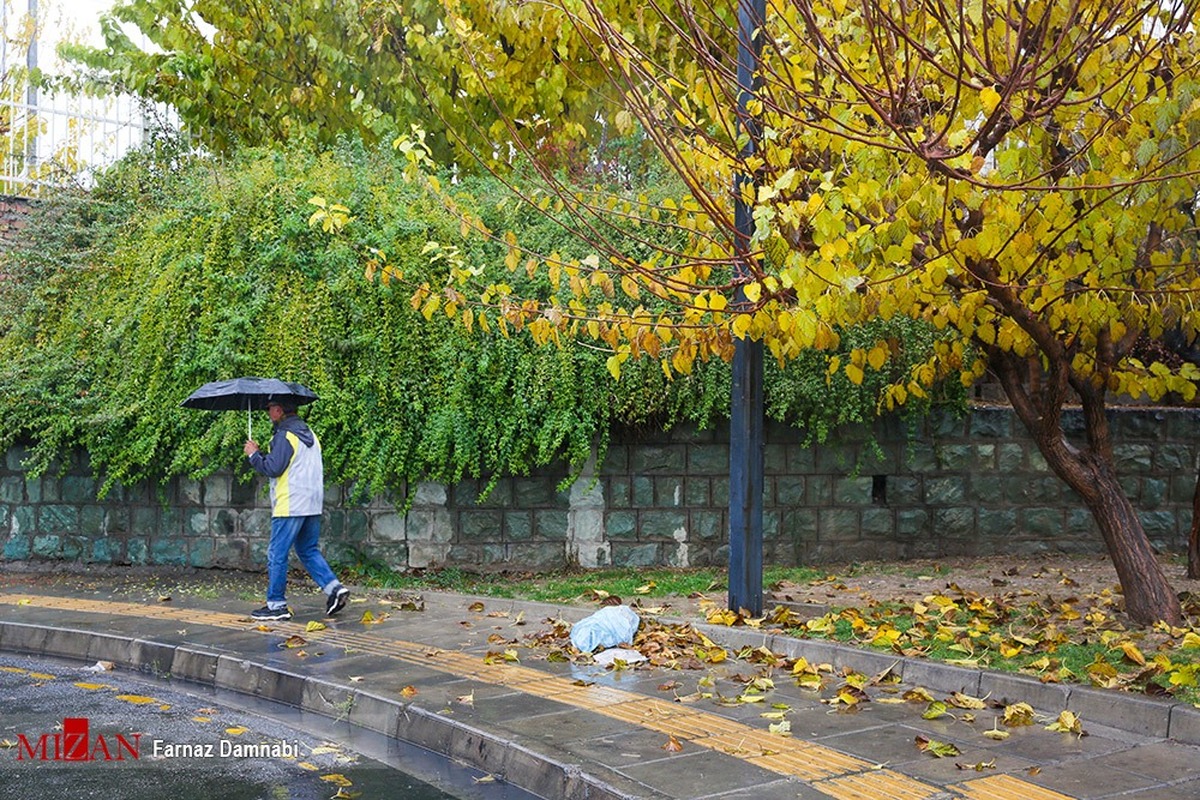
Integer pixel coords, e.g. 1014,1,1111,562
55,0,699,168
376,0,1200,625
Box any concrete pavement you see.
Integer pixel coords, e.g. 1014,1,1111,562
1,569,1198,799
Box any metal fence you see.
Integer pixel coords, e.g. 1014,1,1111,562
0,89,176,197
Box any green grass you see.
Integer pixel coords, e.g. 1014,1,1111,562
331,562,827,603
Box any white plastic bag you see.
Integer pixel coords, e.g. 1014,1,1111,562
569,605,641,653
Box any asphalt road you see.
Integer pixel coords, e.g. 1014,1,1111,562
0,654,535,800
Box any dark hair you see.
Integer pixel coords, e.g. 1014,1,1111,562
268,399,298,413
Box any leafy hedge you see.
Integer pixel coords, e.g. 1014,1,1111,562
0,138,964,498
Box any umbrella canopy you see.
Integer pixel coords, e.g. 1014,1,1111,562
181,377,318,411
182,377,318,438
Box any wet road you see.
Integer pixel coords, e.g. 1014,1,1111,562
0,654,536,800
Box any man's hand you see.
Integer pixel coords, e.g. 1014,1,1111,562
244,440,260,457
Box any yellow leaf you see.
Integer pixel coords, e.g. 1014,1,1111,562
1180,631,1200,649
225,726,250,736
400,685,418,698
1119,641,1146,666
1003,702,1035,726
845,363,865,385
948,692,986,710
320,774,354,787
980,86,1002,115
661,735,684,752
305,621,327,633
115,694,158,705
1045,711,1085,735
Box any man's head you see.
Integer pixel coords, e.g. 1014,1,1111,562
266,399,297,423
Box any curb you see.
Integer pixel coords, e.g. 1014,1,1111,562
0,620,662,800
691,620,1200,745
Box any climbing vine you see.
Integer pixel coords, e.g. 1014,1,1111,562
0,139,963,497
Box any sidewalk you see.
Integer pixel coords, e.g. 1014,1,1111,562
1,570,1198,799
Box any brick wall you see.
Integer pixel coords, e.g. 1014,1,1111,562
2,406,1198,572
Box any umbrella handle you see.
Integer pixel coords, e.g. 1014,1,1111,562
247,398,252,441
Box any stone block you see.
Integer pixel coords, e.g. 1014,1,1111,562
934,444,973,471
692,510,724,541
997,443,1025,471
61,475,96,503
687,444,729,474
189,538,213,567
151,538,188,565
203,474,231,506
458,513,501,544
599,443,628,473
412,481,448,506
533,510,568,540
504,511,532,541
507,542,564,570
32,534,60,557
90,537,121,563
1021,507,1064,538
631,445,686,473
639,509,686,539
407,541,449,568
817,508,859,542
610,542,659,567
1114,444,1153,471
371,511,406,542
924,476,966,504
131,506,157,535
977,508,1018,537
834,477,873,505
604,510,636,540
5,445,30,471
126,538,147,564
406,509,452,543
860,508,893,536
896,509,931,538
684,477,710,507
3,534,30,560
968,409,1012,438
653,478,684,507
631,476,654,507
186,509,209,536
38,505,78,533
0,476,23,503
933,507,975,538
606,478,631,508
887,476,921,504
774,476,804,506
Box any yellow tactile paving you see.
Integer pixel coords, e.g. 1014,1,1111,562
954,774,1079,800
818,770,945,800
0,593,1080,800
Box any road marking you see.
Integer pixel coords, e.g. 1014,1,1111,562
0,593,1079,799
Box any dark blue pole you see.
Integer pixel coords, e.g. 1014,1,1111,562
728,0,766,616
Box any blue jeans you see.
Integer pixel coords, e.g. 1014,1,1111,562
265,515,339,609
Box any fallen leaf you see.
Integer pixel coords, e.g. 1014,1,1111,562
982,721,1010,741
158,595,172,603
1045,710,1086,736
115,694,158,705
82,660,115,673
473,775,496,784
400,685,418,698
319,774,353,787
955,759,997,771
468,602,485,612
1003,702,1035,726
349,676,364,683
456,691,475,706
297,761,319,771
225,726,250,735
948,692,987,710
768,720,792,736
282,635,307,649
330,790,362,799
915,736,961,758
922,701,950,720
661,735,684,752
191,716,211,723
306,621,328,633
74,682,113,691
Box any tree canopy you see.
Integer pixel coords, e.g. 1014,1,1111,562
376,0,1200,624
56,0,705,168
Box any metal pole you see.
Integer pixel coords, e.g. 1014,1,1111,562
24,0,36,182
728,0,766,616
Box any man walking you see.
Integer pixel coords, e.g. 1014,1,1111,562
243,398,350,621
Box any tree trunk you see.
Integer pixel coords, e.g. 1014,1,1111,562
1189,473,1200,579
1079,458,1183,626
988,351,1182,626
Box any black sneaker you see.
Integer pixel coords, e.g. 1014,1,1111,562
251,606,293,621
326,586,350,616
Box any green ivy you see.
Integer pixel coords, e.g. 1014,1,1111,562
0,139,964,499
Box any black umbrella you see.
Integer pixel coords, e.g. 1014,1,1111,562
182,377,318,438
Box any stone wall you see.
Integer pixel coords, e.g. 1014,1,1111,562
2,407,1198,572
